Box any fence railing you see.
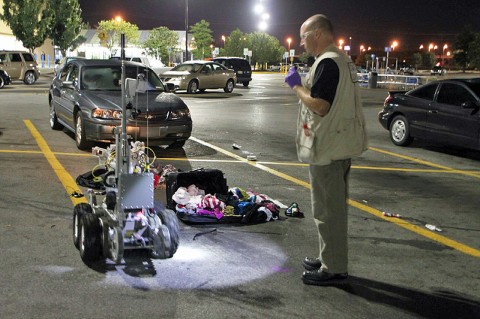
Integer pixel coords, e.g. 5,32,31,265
357,73,435,90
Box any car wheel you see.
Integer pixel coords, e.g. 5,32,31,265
24,71,36,85
242,81,250,87
389,115,413,146
0,77,4,89
75,111,92,150
49,99,63,130
187,80,198,94
224,79,235,93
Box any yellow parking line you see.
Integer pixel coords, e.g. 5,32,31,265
191,137,480,258
369,146,480,179
348,200,480,257
24,120,87,206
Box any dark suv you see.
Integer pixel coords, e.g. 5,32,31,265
213,57,252,87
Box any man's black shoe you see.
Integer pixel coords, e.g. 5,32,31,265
302,269,348,286
302,257,322,271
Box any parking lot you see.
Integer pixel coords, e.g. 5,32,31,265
0,73,479,319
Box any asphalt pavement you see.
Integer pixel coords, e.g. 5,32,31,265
0,73,479,319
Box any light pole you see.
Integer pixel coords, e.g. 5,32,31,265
222,35,226,48
185,0,189,62
442,44,448,66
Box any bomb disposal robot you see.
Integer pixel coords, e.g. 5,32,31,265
72,49,179,264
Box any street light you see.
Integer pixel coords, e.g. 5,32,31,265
391,41,398,51
254,1,269,31
285,38,292,70
221,35,226,47
338,39,344,49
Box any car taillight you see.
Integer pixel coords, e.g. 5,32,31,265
384,95,394,105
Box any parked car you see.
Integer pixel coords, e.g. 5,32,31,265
378,78,480,150
213,57,252,87
161,61,236,93
431,66,446,76
109,56,172,75
399,66,415,75
0,50,40,84
48,59,192,150
54,56,86,75
267,65,281,72
0,69,11,89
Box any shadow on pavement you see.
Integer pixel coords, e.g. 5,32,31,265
337,276,480,319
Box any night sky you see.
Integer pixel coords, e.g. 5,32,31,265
78,0,480,54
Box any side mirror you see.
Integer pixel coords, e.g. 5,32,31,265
165,83,175,92
461,101,480,114
461,101,478,109
62,81,74,89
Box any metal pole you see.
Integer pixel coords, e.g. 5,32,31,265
386,50,389,73
185,0,188,62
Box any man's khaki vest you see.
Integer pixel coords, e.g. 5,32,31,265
296,44,368,165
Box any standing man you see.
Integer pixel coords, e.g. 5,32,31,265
285,14,367,285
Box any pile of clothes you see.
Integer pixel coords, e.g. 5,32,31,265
172,186,280,224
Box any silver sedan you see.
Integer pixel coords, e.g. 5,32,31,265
161,61,237,94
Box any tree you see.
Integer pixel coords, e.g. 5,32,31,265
412,52,422,69
223,28,251,57
422,52,437,69
248,32,284,69
143,27,178,63
298,52,310,64
0,0,52,53
97,19,139,57
469,33,480,69
189,20,213,59
48,0,85,58
453,25,476,72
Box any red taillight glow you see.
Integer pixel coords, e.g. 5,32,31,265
384,95,394,105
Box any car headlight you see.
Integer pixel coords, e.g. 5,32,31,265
92,108,122,119
168,109,191,120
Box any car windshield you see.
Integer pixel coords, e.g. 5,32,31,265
171,63,202,73
81,65,165,91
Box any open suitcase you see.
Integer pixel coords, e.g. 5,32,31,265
165,168,242,223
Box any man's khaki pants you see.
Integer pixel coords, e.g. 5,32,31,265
309,159,351,274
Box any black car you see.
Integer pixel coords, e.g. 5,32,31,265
0,69,11,88
48,59,192,150
378,78,480,150
213,57,252,87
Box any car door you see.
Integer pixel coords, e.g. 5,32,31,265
401,83,438,137
199,64,214,88
428,82,480,148
56,63,80,128
212,63,227,87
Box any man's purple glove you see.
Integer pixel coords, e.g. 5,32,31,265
285,67,302,89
